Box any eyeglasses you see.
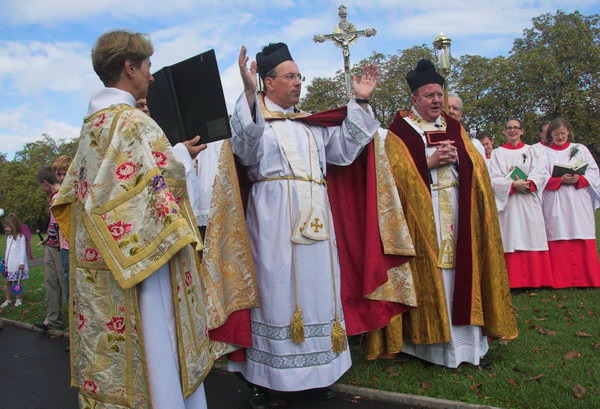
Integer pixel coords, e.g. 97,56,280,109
505,126,521,130
422,92,444,99
272,73,304,82
551,131,569,137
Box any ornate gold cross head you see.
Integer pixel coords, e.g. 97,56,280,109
313,5,377,98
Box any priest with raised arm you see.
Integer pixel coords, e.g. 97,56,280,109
228,42,416,409
367,59,518,369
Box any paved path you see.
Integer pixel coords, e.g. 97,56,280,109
0,326,410,409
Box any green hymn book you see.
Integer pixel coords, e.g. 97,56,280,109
506,166,528,181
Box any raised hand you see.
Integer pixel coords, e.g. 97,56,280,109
352,64,379,100
238,46,257,108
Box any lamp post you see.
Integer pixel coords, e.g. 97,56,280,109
432,33,452,114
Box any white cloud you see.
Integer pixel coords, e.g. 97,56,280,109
0,105,80,157
0,0,295,25
0,40,100,96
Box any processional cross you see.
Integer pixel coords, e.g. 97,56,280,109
313,5,377,99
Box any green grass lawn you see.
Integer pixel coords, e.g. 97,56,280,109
1,212,599,408
343,288,600,409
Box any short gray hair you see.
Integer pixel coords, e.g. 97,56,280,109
447,91,463,111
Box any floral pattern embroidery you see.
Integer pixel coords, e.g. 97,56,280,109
105,316,126,334
78,313,88,331
107,221,132,241
115,162,137,180
152,151,167,167
83,380,98,393
82,248,99,262
155,203,170,219
151,175,166,191
92,114,106,128
184,271,193,287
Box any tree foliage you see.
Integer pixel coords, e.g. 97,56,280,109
0,134,78,229
301,11,599,158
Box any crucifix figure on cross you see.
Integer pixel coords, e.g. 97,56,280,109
313,5,377,99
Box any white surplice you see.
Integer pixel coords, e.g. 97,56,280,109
542,143,600,241
490,144,549,252
173,140,224,227
400,109,488,368
228,93,378,391
87,88,207,409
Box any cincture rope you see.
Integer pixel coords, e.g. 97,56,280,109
287,178,305,344
324,194,348,354
284,134,347,353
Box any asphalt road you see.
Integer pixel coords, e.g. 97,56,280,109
0,326,408,409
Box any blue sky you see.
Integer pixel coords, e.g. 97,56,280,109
0,0,598,158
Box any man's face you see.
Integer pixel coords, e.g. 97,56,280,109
504,120,523,144
481,137,493,156
136,98,150,115
447,96,462,121
264,60,302,109
131,58,154,100
411,83,443,122
39,180,52,194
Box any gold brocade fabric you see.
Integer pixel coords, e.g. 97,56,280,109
367,131,451,359
52,105,213,408
459,128,518,336
436,166,456,269
366,126,518,359
365,134,417,307
199,140,259,356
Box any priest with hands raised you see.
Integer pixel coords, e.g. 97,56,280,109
228,42,381,409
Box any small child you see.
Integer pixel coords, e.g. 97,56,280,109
1,214,29,308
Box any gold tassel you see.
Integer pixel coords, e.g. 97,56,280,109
331,318,347,353
290,305,305,344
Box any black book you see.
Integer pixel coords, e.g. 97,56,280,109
551,162,588,177
147,49,231,145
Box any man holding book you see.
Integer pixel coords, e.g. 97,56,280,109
489,119,553,288
366,59,517,369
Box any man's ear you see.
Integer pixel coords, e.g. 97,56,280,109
124,59,136,78
264,77,274,93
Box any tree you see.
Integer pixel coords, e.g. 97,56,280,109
0,134,78,229
301,46,435,128
453,55,517,141
509,11,600,153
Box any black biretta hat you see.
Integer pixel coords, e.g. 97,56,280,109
406,59,445,92
256,43,293,79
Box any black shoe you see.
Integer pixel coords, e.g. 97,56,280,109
248,386,270,409
479,358,494,371
33,322,49,332
303,387,336,400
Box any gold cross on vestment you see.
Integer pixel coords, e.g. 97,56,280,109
311,218,324,233
313,5,377,98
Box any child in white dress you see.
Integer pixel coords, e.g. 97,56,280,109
1,214,29,308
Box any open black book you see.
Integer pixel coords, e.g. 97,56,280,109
552,163,588,177
147,49,231,145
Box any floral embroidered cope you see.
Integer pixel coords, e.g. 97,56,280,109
52,104,213,409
